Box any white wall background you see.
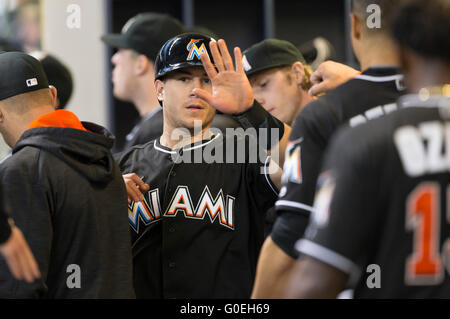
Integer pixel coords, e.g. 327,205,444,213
41,0,108,126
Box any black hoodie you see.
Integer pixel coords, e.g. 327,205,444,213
0,122,135,298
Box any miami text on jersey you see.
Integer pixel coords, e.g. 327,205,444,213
128,185,235,232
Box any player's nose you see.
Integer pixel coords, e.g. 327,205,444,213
111,52,119,65
254,95,265,106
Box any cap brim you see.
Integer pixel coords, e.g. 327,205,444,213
101,34,130,49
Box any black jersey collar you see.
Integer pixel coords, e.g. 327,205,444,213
356,66,403,82
154,133,222,154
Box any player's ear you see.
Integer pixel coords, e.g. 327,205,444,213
350,13,362,41
49,85,58,108
155,79,165,104
291,62,305,86
0,102,5,124
135,54,150,76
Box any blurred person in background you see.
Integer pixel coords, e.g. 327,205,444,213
102,12,185,151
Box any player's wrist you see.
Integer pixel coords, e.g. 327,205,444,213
232,100,285,150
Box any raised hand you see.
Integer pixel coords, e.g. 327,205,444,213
194,39,254,115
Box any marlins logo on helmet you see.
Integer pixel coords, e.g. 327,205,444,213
186,39,210,61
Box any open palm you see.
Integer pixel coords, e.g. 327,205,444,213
195,39,254,114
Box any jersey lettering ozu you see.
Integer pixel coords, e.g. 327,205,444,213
128,185,235,232
297,95,450,297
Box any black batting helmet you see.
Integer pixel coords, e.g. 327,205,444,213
154,33,215,81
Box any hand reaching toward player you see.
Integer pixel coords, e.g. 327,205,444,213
0,223,41,283
195,39,254,114
308,61,360,96
123,173,150,203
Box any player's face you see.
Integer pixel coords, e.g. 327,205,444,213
249,67,302,125
111,49,138,101
157,66,216,131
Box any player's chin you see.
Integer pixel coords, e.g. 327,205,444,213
185,114,213,130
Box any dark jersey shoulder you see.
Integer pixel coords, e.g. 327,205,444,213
297,95,450,298
272,67,405,258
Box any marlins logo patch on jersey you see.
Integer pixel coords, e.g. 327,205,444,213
186,39,209,61
281,137,303,185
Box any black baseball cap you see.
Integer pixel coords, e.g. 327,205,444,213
0,51,49,101
101,12,185,61
242,39,307,76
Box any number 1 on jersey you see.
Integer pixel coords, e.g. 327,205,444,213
405,182,444,285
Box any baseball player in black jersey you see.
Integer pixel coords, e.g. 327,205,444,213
252,0,406,298
115,33,290,298
285,0,450,298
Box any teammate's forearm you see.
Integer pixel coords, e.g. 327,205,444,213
232,100,290,165
251,237,296,298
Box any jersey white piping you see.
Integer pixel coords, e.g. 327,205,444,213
183,133,222,152
264,156,279,196
355,74,404,83
153,133,222,154
295,239,359,275
153,140,177,154
275,200,315,213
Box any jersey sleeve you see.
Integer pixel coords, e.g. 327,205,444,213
295,125,382,277
271,100,338,257
275,100,338,214
246,152,279,212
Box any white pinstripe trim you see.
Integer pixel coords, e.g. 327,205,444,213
264,156,279,196
275,200,315,213
154,140,177,154
295,239,359,275
183,133,222,152
154,134,222,154
355,74,404,83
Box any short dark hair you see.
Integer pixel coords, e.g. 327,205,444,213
392,0,450,61
351,0,401,35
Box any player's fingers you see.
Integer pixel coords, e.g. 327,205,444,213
126,182,144,202
234,47,245,74
209,40,225,72
125,173,148,191
14,228,40,282
308,81,329,96
218,39,234,71
6,250,23,280
193,88,214,106
309,70,323,85
19,237,41,282
200,52,218,79
123,175,145,202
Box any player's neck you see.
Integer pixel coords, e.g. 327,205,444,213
133,83,160,117
160,125,214,150
358,38,401,71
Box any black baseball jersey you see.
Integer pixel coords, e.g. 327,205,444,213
272,66,405,258
115,133,278,298
296,94,450,298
